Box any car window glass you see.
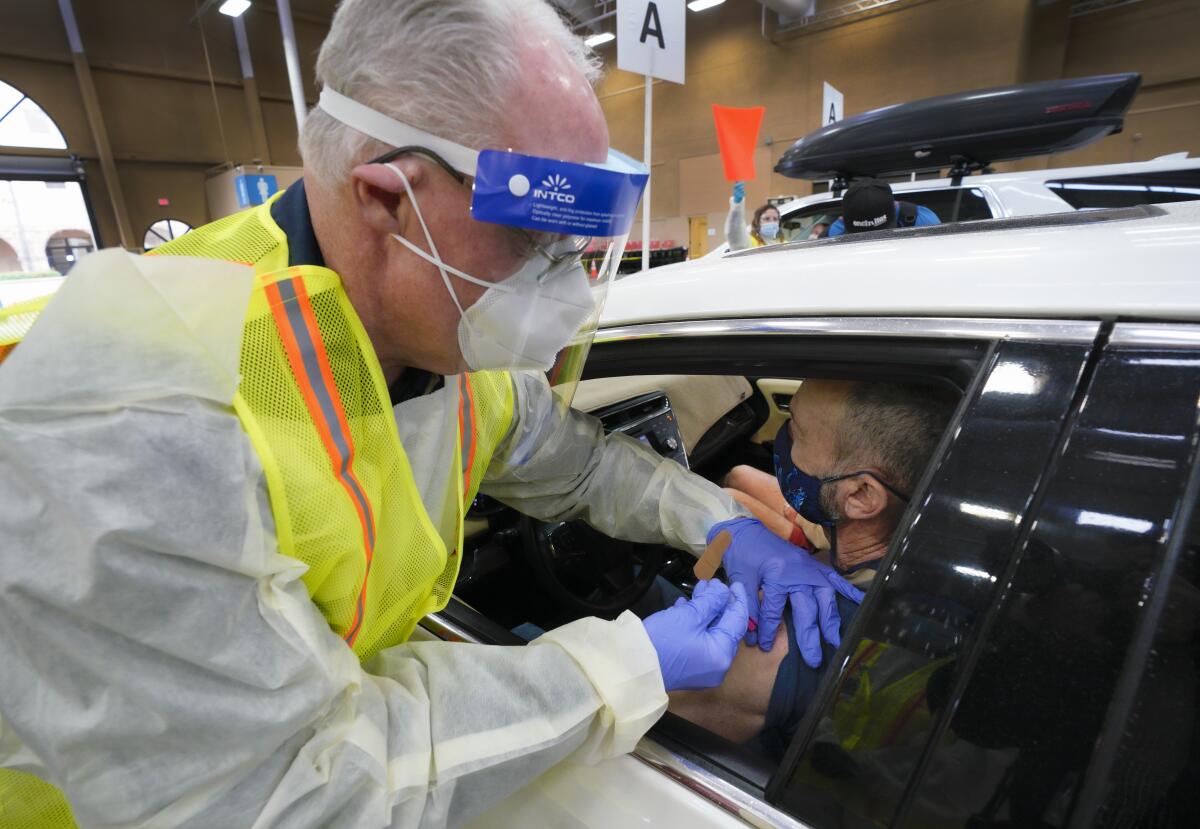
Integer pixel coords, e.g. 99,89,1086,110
780,199,840,242
1046,168,1200,210
1086,483,1200,827
780,188,993,241
901,187,994,222
1058,344,1200,828
897,343,1200,829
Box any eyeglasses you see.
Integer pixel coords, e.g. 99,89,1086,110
368,145,469,185
522,230,590,269
367,145,592,269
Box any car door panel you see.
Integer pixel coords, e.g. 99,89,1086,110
751,378,803,445
1047,329,1200,828
463,747,756,829
888,335,1200,827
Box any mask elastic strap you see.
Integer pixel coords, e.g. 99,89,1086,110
391,231,519,294
384,162,468,321
384,162,518,297
823,469,910,502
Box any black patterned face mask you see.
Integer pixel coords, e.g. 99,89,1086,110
772,422,909,528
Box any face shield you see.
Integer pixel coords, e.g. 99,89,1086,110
317,89,648,412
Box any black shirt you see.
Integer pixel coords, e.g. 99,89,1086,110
269,178,326,269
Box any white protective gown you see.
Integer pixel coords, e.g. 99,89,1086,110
724,197,753,252
0,251,741,829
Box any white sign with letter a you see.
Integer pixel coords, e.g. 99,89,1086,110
617,0,686,85
822,82,844,126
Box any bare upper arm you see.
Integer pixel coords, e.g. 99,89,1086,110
667,622,789,743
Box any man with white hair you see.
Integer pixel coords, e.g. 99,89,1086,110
0,2,858,827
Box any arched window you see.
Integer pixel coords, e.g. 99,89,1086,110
0,238,19,273
0,80,67,150
143,219,193,251
45,229,94,274
1,80,97,278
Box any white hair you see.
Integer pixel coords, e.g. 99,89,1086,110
300,0,602,189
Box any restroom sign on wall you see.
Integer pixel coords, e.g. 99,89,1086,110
617,0,686,85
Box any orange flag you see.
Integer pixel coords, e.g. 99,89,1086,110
712,104,765,181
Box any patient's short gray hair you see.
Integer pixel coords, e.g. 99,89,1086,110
835,382,957,494
300,0,602,189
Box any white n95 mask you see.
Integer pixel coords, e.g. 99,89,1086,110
386,162,593,373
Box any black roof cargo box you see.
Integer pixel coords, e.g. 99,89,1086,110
775,73,1141,181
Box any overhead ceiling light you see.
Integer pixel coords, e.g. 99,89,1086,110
584,31,616,47
218,0,251,17
687,0,726,10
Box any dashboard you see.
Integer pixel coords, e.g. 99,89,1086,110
590,391,689,468
572,374,754,456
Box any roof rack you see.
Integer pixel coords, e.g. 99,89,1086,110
778,73,1141,187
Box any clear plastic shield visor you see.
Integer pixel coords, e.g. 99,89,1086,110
468,147,643,415
543,231,628,415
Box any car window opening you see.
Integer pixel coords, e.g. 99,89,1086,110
452,372,961,794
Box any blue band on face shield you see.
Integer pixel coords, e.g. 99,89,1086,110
471,149,649,238
316,88,649,238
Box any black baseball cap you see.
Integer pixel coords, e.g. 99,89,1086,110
842,179,896,233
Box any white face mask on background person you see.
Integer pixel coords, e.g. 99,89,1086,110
385,163,594,373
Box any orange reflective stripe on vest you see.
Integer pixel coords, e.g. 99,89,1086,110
264,274,379,647
459,374,478,504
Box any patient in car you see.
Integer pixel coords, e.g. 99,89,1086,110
669,379,955,757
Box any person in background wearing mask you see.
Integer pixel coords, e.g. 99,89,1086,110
726,180,784,250
827,178,940,237
0,2,857,827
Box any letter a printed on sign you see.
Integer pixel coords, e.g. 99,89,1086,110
822,82,844,126
640,2,665,48
617,0,685,85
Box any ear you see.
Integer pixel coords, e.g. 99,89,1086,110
839,473,890,522
348,158,426,238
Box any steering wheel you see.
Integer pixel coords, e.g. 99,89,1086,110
519,516,664,620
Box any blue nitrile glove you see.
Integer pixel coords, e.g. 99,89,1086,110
710,517,864,666
642,579,749,691
732,181,745,203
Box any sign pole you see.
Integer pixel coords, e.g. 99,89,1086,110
642,74,652,271
618,0,683,269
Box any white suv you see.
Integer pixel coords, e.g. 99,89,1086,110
443,201,1200,828
706,153,1200,256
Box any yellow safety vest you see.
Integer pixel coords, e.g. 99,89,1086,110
792,638,952,828
0,196,515,828
832,639,946,752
